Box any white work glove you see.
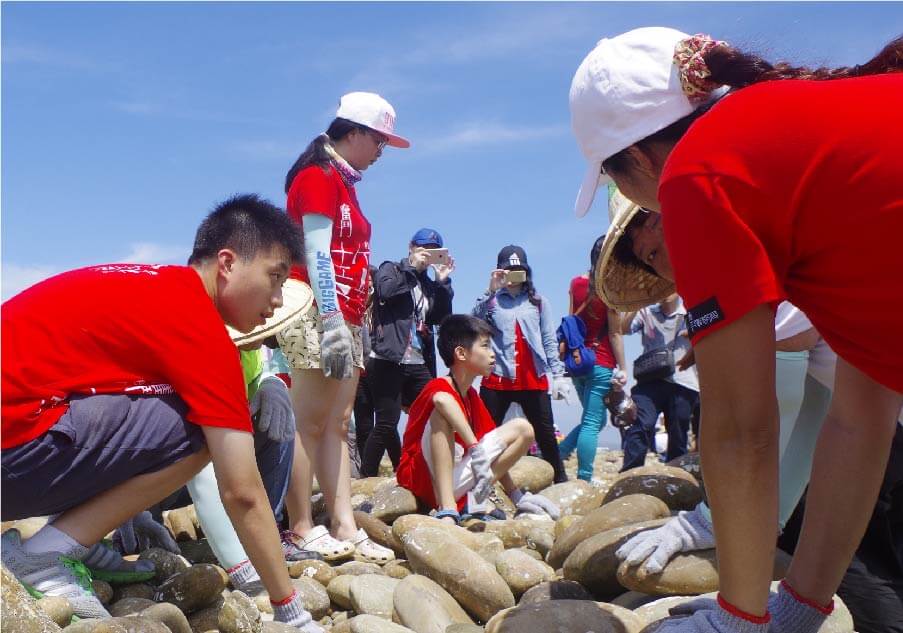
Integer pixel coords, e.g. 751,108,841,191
251,376,295,443
616,505,715,575
611,369,628,389
319,312,354,380
551,376,574,402
271,590,324,633
113,511,179,555
647,600,769,633
509,489,560,520
468,443,495,504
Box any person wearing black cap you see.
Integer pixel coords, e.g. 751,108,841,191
473,245,572,484
362,228,455,477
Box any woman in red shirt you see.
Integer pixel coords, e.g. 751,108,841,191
278,92,409,564
569,28,903,632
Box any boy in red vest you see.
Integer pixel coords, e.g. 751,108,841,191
396,314,560,523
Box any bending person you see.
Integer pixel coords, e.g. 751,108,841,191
569,29,902,631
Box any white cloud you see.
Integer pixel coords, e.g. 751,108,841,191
2,242,187,300
421,122,568,153
1,264,59,301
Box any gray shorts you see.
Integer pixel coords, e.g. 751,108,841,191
1,394,206,520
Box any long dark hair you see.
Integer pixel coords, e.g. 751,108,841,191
284,118,368,194
602,35,903,175
522,277,542,309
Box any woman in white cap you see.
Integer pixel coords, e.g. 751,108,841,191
569,28,902,632
277,92,409,563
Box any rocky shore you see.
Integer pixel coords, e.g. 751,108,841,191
1,450,856,633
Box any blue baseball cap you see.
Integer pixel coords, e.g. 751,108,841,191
410,228,443,247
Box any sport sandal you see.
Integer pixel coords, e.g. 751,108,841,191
296,525,354,562
352,528,395,564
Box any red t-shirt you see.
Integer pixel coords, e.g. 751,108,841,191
396,377,498,510
482,322,549,391
660,74,903,391
570,275,616,368
1,264,252,449
287,164,371,326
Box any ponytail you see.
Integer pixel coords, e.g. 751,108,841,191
705,36,903,88
284,117,368,194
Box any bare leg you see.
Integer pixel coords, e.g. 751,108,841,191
488,417,535,481
428,411,458,516
287,368,360,541
53,448,210,545
784,358,902,604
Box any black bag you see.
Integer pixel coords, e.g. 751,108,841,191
633,314,686,384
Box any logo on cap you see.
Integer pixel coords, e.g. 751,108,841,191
383,111,395,131
508,254,521,267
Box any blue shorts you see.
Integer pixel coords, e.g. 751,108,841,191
1,394,206,520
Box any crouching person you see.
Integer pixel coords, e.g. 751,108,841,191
396,315,560,524
0,194,323,632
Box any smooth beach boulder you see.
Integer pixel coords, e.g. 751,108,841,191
336,561,384,577
354,511,406,558
218,591,261,633
537,480,606,516
348,615,416,633
369,486,419,524
36,596,73,628
602,466,702,511
138,548,191,584
518,580,594,605
391,574,474,633
290,576,330,620
402,527,515,622
508,456,555,493
483,599,644,633
154,564,228,614
493,549,554,598
392,515,481,551
287,559,336,587
2,564,63,633
348,574,400,619
562,519,670,600
327,574,355,611
547,493,671,569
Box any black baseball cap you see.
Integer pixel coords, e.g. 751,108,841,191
497,245,530,273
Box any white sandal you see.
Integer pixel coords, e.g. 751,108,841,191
352,528,395,564
298,525,354,562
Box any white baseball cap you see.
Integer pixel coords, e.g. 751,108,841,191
570,27,702,218
336,91,410,149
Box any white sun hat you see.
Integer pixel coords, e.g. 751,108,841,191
336,91,410,148
570,26,709,218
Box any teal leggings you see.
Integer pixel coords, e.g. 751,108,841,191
559,365,614,481
699,352,832,530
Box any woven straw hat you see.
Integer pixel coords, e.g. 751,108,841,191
594,187,675,311
227,278,314,346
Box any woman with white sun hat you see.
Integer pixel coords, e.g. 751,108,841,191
568,26,902,632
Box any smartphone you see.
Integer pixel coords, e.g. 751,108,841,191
506,269,527,283
424,248,449,266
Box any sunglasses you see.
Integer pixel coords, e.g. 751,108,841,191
367,129,388,151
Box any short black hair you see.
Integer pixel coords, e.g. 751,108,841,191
437,314,492,367
188,194,303,266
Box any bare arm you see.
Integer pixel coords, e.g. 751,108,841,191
607,309,627,371
694,305,778,618
432,392,479,447
203,426,293,601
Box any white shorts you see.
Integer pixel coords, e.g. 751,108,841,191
420,425,507,501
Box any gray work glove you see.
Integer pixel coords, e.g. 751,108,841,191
509,489,561,520
113,511,179,555
648,600,769,633
468,443,494,504
272,590,325,632
768,580,833,633
251,376,295,443
616,505,715,576
319,313,354,380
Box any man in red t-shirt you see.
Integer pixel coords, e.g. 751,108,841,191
1,195,323,632
396,315,560,523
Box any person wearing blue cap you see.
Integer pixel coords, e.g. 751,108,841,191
362,228,455,477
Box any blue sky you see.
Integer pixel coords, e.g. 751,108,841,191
3,2,900,442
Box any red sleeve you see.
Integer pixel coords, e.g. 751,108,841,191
286,165,338,223
659,174,782,345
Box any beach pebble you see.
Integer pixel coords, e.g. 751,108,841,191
326,575,354,610
93,580,114,606
187,604,222,633
382,559,411,579
113,584,156,603
109,598,156,617
336,561,384,577
138,548,191,584
535,480,606,516
286,559,335,587
289,576,329,620
217,591,260,633
518,580,594,605
347,615,416,633
508,456,555,493
37,596,73,627
1,566,62,633
483,600,644,633
493,550,554,598
368,486,419,524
